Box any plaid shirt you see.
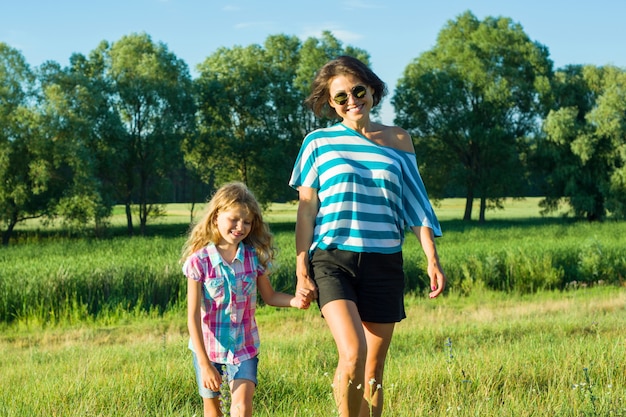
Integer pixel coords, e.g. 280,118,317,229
183,243,264,365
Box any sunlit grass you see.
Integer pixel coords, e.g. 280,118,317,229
1,288,624,416
2,197,625,415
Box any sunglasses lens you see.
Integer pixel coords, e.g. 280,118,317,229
333,93,348,105
354,85,367,98
332,86,367,105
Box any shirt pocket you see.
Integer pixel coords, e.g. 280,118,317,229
241,274,257,297
204,277,226,301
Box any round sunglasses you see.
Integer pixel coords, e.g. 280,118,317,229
332,85,368,105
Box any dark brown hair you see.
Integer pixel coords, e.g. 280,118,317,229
304,55,388,119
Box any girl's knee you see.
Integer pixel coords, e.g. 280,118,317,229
229,380,255,417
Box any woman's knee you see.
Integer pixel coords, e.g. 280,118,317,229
338,343,367,369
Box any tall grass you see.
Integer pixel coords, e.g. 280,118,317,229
1,200,625,325
0,236,186,325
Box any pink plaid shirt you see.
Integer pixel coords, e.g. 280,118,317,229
183,243,264,365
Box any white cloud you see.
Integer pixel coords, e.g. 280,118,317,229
300,24,363,44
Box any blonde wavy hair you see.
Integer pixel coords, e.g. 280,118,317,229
180,182,275,270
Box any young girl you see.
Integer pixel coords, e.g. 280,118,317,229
181,181,310,417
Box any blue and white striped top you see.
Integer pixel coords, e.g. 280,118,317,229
289,123,442,254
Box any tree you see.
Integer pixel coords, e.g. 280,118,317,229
104,33,195,235
0,43,53,245
36,52,124,234
538,65,626,220
187,32,370,205
393,11,553,221
189,43,279,203
590,68,626,218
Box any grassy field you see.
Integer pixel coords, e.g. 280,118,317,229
1,198,625,416
0,288,624,416
126,197,570,224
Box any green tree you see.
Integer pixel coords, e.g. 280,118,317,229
187,31,370,205
189,43,277,202
36,53,124,234
538,65,626,220
0,43,54,245
105,33,195,235
393,11,552,221
591,67,626,218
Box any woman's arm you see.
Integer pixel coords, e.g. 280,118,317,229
411,225,446,298
295,186,319,300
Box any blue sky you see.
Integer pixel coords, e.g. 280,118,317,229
2,0,625,123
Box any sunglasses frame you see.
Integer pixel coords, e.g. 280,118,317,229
332,85,368,106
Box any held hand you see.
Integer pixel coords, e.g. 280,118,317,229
291,294,311,310
296,275,318,302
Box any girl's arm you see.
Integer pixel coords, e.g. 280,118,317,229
187,278,222,392
411,225,447,299
257,273,309,309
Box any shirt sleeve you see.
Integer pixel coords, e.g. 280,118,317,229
182,253,206,282
398,152,442,237
289,134,319,189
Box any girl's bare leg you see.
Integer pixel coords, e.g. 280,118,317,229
202,397,223,417
229,379,255,417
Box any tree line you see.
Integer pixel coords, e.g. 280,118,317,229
1,11,625,245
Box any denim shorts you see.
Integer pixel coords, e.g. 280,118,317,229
191,351,259,399
309,248,406,323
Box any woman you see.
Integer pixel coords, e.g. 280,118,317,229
289,56,446,417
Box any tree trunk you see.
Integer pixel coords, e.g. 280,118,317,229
463,188,474,221
189,201,196,224
2,216,18,246
125,202,134,236
139,203,147,236
479,195,487,223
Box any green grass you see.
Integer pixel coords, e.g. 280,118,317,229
2,198,625,325
1,288,624,416
1,197,625,415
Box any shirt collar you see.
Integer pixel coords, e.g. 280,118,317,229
207,242,245,265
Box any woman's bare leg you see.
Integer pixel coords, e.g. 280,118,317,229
321,299,368,417
359,322,395,417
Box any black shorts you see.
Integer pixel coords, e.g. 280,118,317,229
309,248,406,323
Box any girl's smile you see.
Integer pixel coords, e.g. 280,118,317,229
216,205,252,248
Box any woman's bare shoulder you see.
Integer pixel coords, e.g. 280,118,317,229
380,124,415,153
